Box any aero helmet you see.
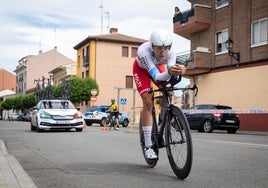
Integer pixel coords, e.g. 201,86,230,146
149,29,172,50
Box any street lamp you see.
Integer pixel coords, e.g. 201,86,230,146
224,38,240,62
90,89,98,106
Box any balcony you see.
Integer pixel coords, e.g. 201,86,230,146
173,4,212,39
177,47,212,76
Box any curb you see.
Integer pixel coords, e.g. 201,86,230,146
0,140,36,188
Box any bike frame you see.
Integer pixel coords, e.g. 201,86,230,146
150,79,198,149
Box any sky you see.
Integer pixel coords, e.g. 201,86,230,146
0,0,191,79
0,0,190,74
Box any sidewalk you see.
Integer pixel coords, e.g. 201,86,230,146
0,140,36,188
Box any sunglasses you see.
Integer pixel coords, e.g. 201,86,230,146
152,45,171,51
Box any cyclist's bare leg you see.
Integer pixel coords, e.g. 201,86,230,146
141,93,154,147
115,117,119,127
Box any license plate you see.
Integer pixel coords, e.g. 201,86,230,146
57,120,70,124
226,120,235,123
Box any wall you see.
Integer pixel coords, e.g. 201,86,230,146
195,63,268,109
238,114,268,131
91,41,142,113
0,69,16,92
192,63,268,131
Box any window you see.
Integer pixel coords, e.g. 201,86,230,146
131,47,138,57
83,46,89,67
122,46,129,57
251,18,268,46
125,76,133,88
216,30,228,53
215,0,228,9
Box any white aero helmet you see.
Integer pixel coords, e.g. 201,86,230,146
150,29,172,50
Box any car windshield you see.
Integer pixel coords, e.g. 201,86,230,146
40,100,75,109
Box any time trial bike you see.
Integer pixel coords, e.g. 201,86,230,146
139,75,197,179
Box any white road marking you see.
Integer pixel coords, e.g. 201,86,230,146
195,138,268,148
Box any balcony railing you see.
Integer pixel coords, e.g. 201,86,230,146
177,48,212,75
173,9,194,25
173,4,212,39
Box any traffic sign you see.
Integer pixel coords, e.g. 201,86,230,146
90,96,97,102
120,98,127,105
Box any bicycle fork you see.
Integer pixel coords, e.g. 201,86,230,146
167,107,186,145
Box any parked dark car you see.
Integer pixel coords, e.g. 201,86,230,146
17,112,31,122
184,104,240,134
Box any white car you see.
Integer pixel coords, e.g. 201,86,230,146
30,99,84,132
84,106,109,126
84,105,130,127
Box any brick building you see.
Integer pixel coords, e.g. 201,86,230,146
174,0,268,131
0,69,16,92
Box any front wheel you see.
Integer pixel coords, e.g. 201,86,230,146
165,106,193,179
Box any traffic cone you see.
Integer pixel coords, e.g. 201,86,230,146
83,122,87,129
101,121,109,131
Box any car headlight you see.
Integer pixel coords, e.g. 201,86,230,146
74,112,83,119
40,112,51,119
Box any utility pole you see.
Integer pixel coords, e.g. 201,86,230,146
99,0,103,34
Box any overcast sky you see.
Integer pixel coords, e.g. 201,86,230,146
0,0,191,74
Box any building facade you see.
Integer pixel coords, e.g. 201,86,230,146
74,28,146,113
0,69,16,92
14,47,75,94
174,0,268,131
49,62,77,86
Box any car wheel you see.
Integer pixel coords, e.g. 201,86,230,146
85,122,92,126
100,118,107,127
122,119,129,127
203,120,213,133
227,128,237,134
36,118,42,132
76,128,83,132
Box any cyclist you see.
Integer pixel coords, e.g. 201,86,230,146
107,98,120,131
133,29,186,159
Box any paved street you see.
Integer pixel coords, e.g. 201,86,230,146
0,120,267,188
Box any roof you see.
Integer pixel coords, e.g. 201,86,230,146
0,89,16,97
74,32,147,49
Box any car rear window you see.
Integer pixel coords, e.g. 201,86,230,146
86,106,98,112
215,105,232,109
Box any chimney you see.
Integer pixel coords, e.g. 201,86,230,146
110,28,118,34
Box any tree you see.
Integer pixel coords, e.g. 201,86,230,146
22,93,36,109
61,77,98,103
1,98,13,111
